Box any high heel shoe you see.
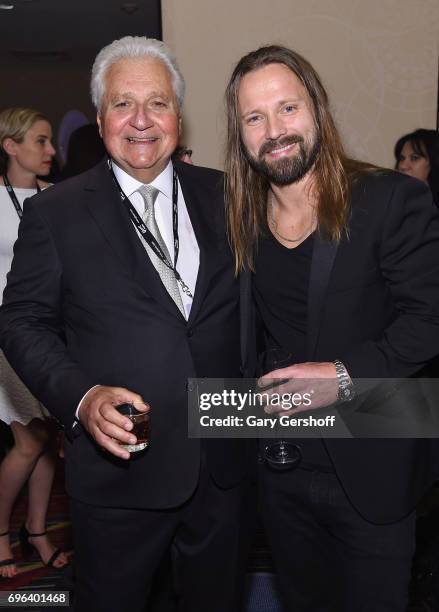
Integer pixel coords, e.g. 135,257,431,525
0,531,15,570
19,524,67,568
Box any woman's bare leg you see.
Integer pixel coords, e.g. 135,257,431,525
0,419,67,575
26,427,68,568
0,419,47,578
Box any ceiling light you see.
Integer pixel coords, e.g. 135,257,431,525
0,4,14,9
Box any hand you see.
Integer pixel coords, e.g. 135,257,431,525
78,386,150,459
258,361,338,415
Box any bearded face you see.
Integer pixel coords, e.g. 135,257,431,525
237,63,320,186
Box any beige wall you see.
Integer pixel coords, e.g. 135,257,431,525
162,0,439,170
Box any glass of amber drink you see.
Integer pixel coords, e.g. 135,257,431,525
116,403,150,453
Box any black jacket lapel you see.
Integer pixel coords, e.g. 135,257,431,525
240,270,256,376
175,165,224,324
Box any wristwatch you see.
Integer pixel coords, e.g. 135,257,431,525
333,360,355,402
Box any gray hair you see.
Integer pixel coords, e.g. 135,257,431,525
90,36,185,112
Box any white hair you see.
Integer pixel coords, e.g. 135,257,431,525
90,36,185,112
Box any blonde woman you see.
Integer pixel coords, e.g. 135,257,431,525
0,108,68,578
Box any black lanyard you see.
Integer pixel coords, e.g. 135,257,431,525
3,174,41,219
107,159,194,299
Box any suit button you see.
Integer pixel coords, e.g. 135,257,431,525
187,329,194,337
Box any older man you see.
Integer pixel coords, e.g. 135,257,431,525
224,45,439,611
0,37,249,612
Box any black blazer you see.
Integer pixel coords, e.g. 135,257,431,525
0,159,248,509
241,171,439,523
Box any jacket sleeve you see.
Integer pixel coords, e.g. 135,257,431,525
340,177,439,378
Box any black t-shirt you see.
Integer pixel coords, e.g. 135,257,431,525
254,231,333,469
254,232,312,362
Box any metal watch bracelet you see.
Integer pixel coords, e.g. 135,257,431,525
333,359,355,402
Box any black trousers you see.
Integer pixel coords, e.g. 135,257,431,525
259,465,415,612
70,458,250,612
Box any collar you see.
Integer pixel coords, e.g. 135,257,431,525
111,159,174,199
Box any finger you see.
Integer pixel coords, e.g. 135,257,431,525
111,387,149,410
93,429,131,460
263,403,310,416
276,380,310,396
102,403,151,433
263,388,313,414
257,380,308,405
263,404,283,415
269,392,330,414
80,401,130,434
90,417,134,444
256,384,287,406
99,403,137,431
258,367,297,387
263,401,302,415
266,407,296,416
98,420,138,445
257,374,289,389
105,439,131,460
129,401,150,413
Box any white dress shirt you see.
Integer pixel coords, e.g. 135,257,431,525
112,160,200,319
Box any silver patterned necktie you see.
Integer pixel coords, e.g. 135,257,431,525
137,184,186,318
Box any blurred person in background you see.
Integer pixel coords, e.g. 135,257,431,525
172,144,193,164
0,107,68,578
395,128,439,203
60,123,106,179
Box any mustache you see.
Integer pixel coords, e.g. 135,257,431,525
258,135,304,157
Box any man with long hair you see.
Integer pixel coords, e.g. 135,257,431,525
225,45,439,611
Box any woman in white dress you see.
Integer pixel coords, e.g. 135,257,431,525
0,108,68,577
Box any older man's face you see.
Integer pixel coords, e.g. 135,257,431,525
238,62,319,186
97,57,181,183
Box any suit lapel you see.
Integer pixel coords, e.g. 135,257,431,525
307,234,338,359
85,161,186,320
176,165,223,324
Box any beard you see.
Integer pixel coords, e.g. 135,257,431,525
244,132,320,186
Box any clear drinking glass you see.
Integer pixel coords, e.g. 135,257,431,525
259,348,301,470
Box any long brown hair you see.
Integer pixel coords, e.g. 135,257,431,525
224,45,372,273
